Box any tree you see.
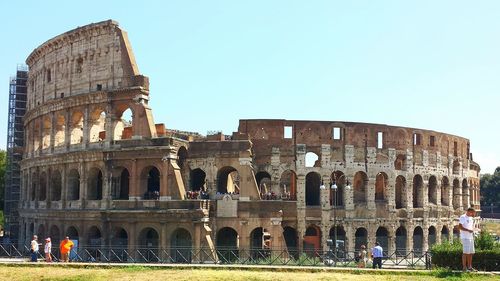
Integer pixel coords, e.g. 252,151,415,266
480,167,500,207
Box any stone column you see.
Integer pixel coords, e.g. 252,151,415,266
64,110,71,149
61,165,67,208
422,179,429,207
82,106,90,148
49,112,56,153
367,177,376,210
79,162,87,206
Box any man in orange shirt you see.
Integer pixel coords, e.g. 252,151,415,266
60,236,74,262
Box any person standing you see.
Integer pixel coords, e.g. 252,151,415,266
30,235,39,262
371,242,383,269
59,236,74,262
44,238,52,262
357,245,368,268
459,208,477,272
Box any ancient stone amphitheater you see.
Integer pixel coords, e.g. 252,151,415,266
18,20,481,259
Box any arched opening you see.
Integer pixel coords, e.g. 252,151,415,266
67,169,80,201
110,227,128,262
54,114,65,147
30,172,38,201
413,175,423,208
250,227,266,260
70,111,84,144
216,227,239,262
255,171,272,194
138,228,160,262
355,228,368,251
112,168,129,200
216,166,239,194
42,117,51,149
142,166,160,200
113,107,133,140
189,168,206,192
305,172,321,206
453,225,460,240
49,225,61,249
170,228,192,263
305,152,319,167
353,171,368,205
329,225,346,256
303,225,321,255
37,225,46,241
452,179,461,209
394,154,407,171
428,176,438,205
376,227,389,254
283,226,298,258
279,170,297,200
441,177,450,206
66,226,79,242
395,226,407,256
50,170,62,201
33,122,41,151
330,171,345,207
375,172,388,202
413,226,423,255
89,109,106,143
39,172,47,201
87,226,102,247
441,226,449,242
87,168,103,200
462,179,469,209
428,226,437,248
395,176,406,209
177,146,188,170
452,160,460,175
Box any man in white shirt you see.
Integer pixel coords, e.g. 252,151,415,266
459,208,476,272
30,235,39,262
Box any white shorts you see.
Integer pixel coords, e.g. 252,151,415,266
461,238,475,254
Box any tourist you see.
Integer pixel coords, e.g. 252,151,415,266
30,235,39,262
371,242,383,269
357,245,367,268
60,236,74,262
459,207,477,272
44,237,52,262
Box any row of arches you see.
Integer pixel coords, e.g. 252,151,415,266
27,107,134,153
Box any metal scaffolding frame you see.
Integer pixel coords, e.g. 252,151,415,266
3,65,28,242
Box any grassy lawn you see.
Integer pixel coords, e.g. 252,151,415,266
0,265,497,281
482,222,500,235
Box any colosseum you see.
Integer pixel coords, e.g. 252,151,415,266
18,20,481,261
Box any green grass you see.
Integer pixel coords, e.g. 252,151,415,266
0,264,497,281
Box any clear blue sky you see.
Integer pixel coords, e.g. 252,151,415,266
0,1,498,174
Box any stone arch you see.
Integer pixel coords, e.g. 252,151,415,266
462,179,469,209
330,171,345,207
441,176,450,206
66,226,79,242
67,169,80,201
394,154,407,171
216,227,239,262
70,111,84,144
376,227,389,253
89,108,106,143
49,225,61,246
30,171,38,201
413,226,424,255
279,170,297,200
452,178,460,209
137,227,160,262
39,171,47,201
441,226,449,242
50,170,62,201
33,121,41,151
305,152,319,167
189,168,206,192
37,224,46,240
250,227,264,259
283,226,298,257
110,227,128,262
87,167,103,200
354,227,368,251
395,226,407,255
113,107,134,140
304,225,321,254
42,116,51,149
412,175,424,208
452,160,460,175
353,171,368,205
170,228,192,263
428,176,438,205
375,172,388,202
255,171,272,194
395,175,406,209
54,113,65,147
428,226,437,248
141,166,161,200
305,172,321,206
112,167,129,200
177,146,188,170
329,225,346,253
87,226,102,247
217,166,239,194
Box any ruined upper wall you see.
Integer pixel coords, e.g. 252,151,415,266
25,20,144,111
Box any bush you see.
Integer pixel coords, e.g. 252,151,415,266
431,233,500,271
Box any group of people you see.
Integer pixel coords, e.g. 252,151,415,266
143,190,160,200
260,191,293,200
186,190,209,199
30,235,75,262
356,242,384,269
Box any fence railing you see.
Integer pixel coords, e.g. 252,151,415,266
0,244,433,269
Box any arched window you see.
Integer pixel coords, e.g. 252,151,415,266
190,168,206,192
330,171,345,207
428,226,437,248
112,168,130,200
113,108,133,140
54,114,65,147
89,109,106,143
171,228,192,263
376,227,389,253
375,172,388,202
353,171,368,205
255,171,272,194
70,111,84,144
217,167,239,194
395,176,406,209
141,166,161,200
42,117,51,149
283,227,298,258
87,168,103,200
355,228,368,251
216,227,239,262
138,227,159,262
428,176,438,205
395,226,407,256
305,152,319,167
50,170,62,201
412,175,423,208
279,170,297,200
305,172,321,206
413,226,424,256
452,179,461,209
441,177,450,206
67,169,80,201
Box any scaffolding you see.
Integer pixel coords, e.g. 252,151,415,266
3,65,28,242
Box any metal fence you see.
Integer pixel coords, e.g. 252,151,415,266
0,244,432,269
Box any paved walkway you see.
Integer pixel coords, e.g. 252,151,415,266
0,258,498,276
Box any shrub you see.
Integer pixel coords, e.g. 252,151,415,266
431,233,500,271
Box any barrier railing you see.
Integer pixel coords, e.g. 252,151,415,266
0,244,437,269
